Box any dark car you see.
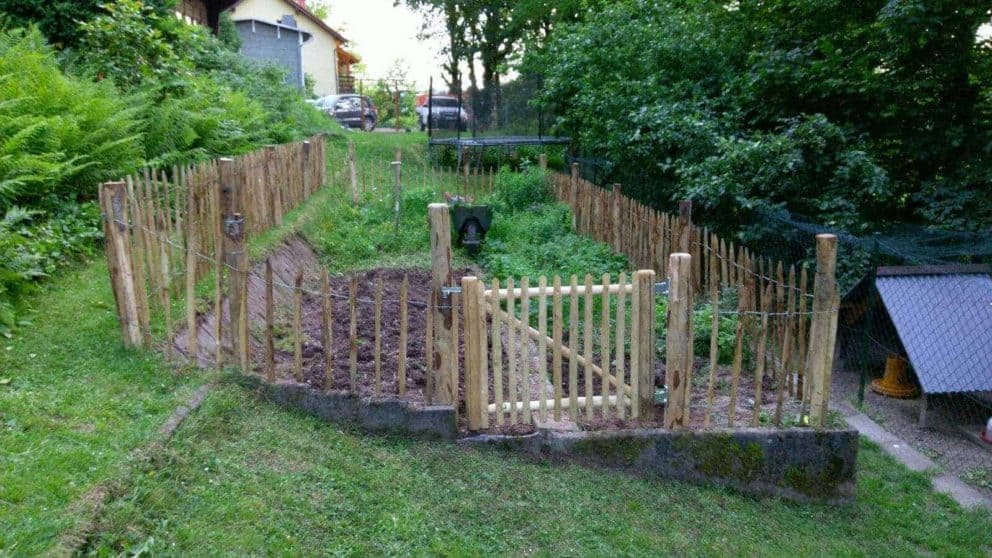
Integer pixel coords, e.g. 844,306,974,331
416,95,468,132
312,94,378,131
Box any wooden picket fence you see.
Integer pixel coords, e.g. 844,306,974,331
99,135,328,351
460,271,657,430
99,140,840,433
542,166,840,428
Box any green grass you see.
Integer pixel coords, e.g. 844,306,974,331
4,132,992,555
84,383,992,556
0,260,211,555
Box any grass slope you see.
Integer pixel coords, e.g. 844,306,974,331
87,383,992,556
0,261,209,555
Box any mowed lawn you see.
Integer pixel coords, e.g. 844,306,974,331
2,132,991,555
0,261,210,555
85,384,991,556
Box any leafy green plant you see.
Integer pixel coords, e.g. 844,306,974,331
494,165,552,212
480,203,626,279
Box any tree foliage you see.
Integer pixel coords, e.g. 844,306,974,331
528,0,992,233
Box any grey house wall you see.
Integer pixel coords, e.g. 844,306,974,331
234,20,307,89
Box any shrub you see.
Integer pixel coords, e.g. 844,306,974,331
494,165,552,212
480,203,627,279
0,27,142,208
0,202,102,335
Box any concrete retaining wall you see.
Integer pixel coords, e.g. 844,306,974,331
237,376,457,440
460,427,859,504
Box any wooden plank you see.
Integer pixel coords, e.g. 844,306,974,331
774,278,794,426
520,277,532,425
184,178,199,362
349,275,358,391
374,277,383,396
752,284,773,426
293,271,304,382
537,276,548,423
237,264,248,373
322,269,334,391
630,272,641,419
583,274,595,419
491,279,504,425
463,276,483,431
600,273,612,418
704,235,720,428
491,282,634,299
727,274,749,427
425,289,435,404
507,277,518,425
126,176,152,347
450,290,460,420
266,260,276,382
796,267,809,402
552,276,563,421
568,275,579,421
398,274,408,396
212,171,224,370
615,272,627,419
348,141,359,205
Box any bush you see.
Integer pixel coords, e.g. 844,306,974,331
0,202,102,335
480,203,627,279
494,165,552,212
529,0,992,233
0,27,142,208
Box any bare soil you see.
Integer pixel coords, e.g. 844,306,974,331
174,237,472,406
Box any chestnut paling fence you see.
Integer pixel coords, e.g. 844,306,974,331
100,142,840,432
98,138,483,403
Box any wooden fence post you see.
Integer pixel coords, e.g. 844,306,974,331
101,181,142,348
676,200,692,254
220,158,247,370
569,162,579,230
808,234,839,427
538,153,548,170
302,140,312,199
611,184,622,253
392,153,402,235
429,203,454,405
348,141,359,205
634,269,657,416
463,276,484,430
665,255,692,428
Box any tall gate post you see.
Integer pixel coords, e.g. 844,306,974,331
665,254,693,428
634,269,657,416
808,234,839,427
429,203,454,405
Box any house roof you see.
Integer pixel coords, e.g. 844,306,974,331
337,45,360,64
229,0,348,43
875,266,992,394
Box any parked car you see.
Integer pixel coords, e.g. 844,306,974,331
312,94,378,131
415,95,468,132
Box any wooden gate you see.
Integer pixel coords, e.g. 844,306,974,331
460,271,657,431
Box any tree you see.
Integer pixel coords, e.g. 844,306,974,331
527,0,992,232
0,0,172,48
